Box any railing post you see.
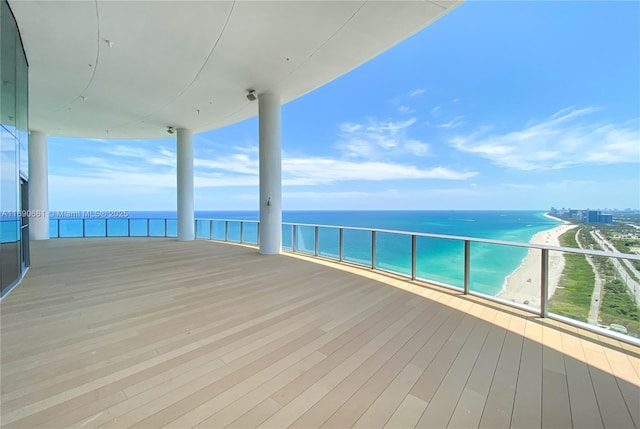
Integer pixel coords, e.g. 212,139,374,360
82,219,85,237
339,228,344,262
541,248,549,317
106,219,109,237
194,220,198,240
464,240,470,295
371,230,376,269
209,220,213,240
57,219,60,238
128,219,131,237
225,220,228,242
314,226,319,257
146,219,150,237
292,224,297,252
164,219,168,237
257,222,260,246
240,221,244,243
411,234,417,280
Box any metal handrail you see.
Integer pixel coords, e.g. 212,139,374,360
278,221,640,260
46,217,640,262
44,216,640,344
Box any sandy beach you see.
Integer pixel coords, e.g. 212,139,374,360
498,216,577,307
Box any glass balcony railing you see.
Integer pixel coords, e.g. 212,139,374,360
46,217,640,344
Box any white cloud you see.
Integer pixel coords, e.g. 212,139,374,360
54,138,476,193
397,105,413,113
339,122,362,133
449,107,640,170
409,88,426,97
437,116,465,129
336,117,430,159
403,140,430,156
282,158,476,185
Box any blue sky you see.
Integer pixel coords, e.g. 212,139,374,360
48,1,640,211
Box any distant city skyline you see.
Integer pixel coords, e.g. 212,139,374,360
46,1,640,211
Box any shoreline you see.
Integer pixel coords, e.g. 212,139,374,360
543,212,569,223
497,217,577,307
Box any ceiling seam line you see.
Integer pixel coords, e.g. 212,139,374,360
53,0,101,115
270,0,368,94
107,1,236,132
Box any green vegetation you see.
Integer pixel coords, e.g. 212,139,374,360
579,226,640,335
611,237,640,254
600,279,640,334
544,215,640,335
549,228,594,323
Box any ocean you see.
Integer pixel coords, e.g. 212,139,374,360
48,210,561,296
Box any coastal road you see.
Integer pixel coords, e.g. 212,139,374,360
590,230,640,307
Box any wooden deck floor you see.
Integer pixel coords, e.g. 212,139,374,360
1,238,638,429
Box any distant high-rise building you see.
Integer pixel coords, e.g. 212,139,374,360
599,214,613,225
584,210,600,223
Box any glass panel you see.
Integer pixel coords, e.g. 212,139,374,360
375,232,411,276
549,248,640,340
496,246,542,312
318,227,339,260
597,255,640,339
295,225,315,255
166,219,177,237
227,221,241,242
130,219,148,236
49,219,59,238
469,242,531,300
1,2,17,136
343,229,372,267
282,224,292,251
548,247,592,324
1,242,19,292
149,219,166,237
416,236,464,289
106,219,128,237
16,34,28,177
242,222,258,245
0,220,19,243
195,220,211,239
84,219,106,237
1,129,18,226
212,220,225,240
59,219,82,237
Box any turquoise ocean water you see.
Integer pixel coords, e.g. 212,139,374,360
47,210,561,296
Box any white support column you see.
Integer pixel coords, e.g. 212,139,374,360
28,130,49,240
258,93,282,255
176,128,194,241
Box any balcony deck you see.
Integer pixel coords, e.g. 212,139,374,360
1,238,638,429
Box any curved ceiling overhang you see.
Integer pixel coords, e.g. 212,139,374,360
9,0,463,139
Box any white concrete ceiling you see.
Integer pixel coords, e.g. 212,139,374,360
9,0,462,139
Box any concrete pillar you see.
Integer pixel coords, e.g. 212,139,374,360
258,93,282,255
177,128,194,241
28,131,49,240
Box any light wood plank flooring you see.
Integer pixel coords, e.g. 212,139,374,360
1,238,638,428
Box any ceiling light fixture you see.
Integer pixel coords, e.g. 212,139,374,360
246,89,257,101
